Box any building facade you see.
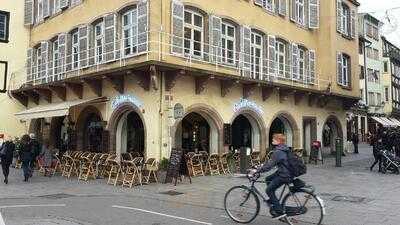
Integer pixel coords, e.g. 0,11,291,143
382,37,400,119
355,13,384,137
0,1,30,137
12,0,360,160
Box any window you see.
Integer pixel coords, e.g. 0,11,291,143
377,93,382,106
276,40,286,76
295,0,305,25
221,22,235,64
36,46,42,76
94,21,104,63
373,49,379,60
263,0,274,12
299,48,305,79
251,32,262,79
341,54,350,86
368,92,375,106
72,31,79,69
366,22,379,40
52,39,60,74
0,11,9,42
123,8,138,56
184,9,203,57
374,70,380,83
341,4,350,36
384,61,388,73
36,0,44,23
385,87,389,102
53,0,61,14
367,68,374,82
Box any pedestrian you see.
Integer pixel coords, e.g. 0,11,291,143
0,135,15,184
370,137,384,172
40,141,55,176
20,134,33,182
352,133,359,154
29,133,41,176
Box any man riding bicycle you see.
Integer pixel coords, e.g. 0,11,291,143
249,133,293,220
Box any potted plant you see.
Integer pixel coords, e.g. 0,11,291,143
158,158,169,182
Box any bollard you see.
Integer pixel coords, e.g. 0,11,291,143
335,138,343,167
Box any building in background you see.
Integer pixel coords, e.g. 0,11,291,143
10,0,360,159
0,1,30,137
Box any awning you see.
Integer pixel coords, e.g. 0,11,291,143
15,97,107,120
371,117,393,127
389,118,400,126
381,117,398,127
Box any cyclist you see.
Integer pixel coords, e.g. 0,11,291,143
249,133,292,220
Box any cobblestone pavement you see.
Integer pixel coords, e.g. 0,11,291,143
0,144,399,225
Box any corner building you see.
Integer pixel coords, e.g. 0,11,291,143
12,0,360,160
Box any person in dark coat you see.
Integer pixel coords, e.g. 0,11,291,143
20,135,33,182
352,133,359,154
29,133,41,176
0,136,15,184
370,137,384,172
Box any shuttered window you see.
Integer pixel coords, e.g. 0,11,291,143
171,0,184,55
0,11,9,42
295,0,305,25
210,15,222,63
309,0,319,29
137,0,148,53
184,9,204,57
221,22,235,64
94,21,105,63
52,39,60,78
27,48,33,81
241,26,251,76
53,0,61,14
299,47,306,80
37,0,44,23
337,1,355,39
57,33,66,78
278,0,287,16
123,8,138,56
268,35,276,75
36,46,42,80
104,14,116,62
24,0,34,25
276,40,286,77
72,31,79,69
43,0,50,18
78,26,88,68
251,32,263,80
337,52,350,87
308,49,315,84
40,41,49,82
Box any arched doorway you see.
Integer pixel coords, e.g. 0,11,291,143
115,111,145,157
178,112,211,153
231,112,264,152
29,118,45,141
269,116,294,148
322,116,343,155
76,106,104,152
50,116,68,149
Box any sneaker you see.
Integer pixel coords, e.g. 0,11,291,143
270,209,286,220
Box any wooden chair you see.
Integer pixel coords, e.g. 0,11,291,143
96,153,110,177
198,151,209,174
142,158,158,184
78,153,98,181
37,157,46,176
61,155,75,178
232,152,240,173
191,154,205,177
219,152,231,175
250,151,261,167
208,153,220,175
107,159,122,186
122,157,143,188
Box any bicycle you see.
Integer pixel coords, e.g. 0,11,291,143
224,172,325,225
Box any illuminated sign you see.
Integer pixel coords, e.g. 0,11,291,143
111,94,143,110
233,98,264,115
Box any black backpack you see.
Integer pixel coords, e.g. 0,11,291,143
285,150,307,177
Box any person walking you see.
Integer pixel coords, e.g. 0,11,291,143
20,135,33,182
29,133,41,176
0,135,15,184
352,133,359,154
370,137,384,172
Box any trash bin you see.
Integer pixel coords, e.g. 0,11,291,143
335,138,343,167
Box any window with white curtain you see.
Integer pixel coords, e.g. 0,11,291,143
221,22,235,64
184,9,203,57
123,8,138,56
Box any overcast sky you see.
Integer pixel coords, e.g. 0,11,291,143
358,0,400,47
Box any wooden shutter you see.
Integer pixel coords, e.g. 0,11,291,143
43,0,50,18
309,0,319,29
40,41,49,82
337,52,343,85
241,26,251,77
79,26,88,68
268,35,276,76
24,0,34,26
137,0,148,53
263,36,270,81
336,0,342,33
254,0,263,7
58,33,66,77
27,48,33,81
60,0,69,9
88,26,95,66
290,0,296,22
350,9,356,39
291,43,299,80
171,0,184,55
104,13,116,62
48,41,54,82
210,15,222,63
278,0,287,16
308,50,315,84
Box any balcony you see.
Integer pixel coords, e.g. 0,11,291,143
10,30,333,95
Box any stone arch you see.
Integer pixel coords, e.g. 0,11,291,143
75,105,103,151
107,102,146,157
230,108,267,155
322,115,344,154
267,111,300,149
172,103,224,154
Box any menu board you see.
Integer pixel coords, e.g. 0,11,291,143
164,148,183,184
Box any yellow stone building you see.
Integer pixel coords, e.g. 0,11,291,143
11,0,360,160
0,0,30,137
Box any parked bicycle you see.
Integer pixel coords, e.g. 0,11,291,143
224,172,325,225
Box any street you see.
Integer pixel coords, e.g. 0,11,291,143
0,144,399,225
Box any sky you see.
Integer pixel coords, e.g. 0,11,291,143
358,0,400,47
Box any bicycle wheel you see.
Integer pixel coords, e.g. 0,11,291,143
282,190,324,225
224,185,260,223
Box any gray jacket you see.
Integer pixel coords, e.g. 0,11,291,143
257,144,292,178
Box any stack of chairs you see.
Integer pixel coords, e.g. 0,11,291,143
219,152,231,175
250,151,261,167
142,158,158,184
122,157,143,188
208,153,220,175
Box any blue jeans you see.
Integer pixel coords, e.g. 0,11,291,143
22,161,31,179
266,173,290,213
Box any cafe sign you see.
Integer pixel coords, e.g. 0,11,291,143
233,98,263,115
111,94,143,110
